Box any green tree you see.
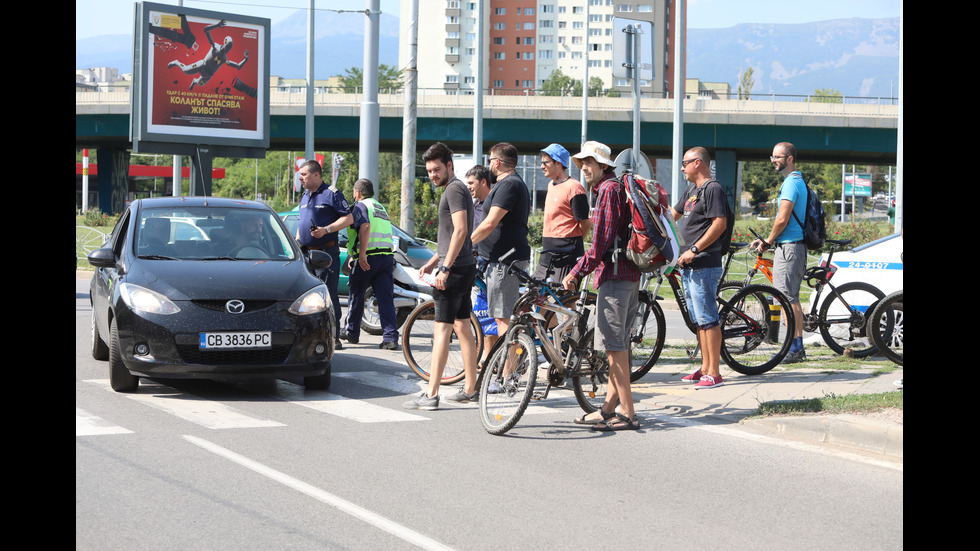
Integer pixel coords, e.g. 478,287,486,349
810,88,843,103
540,70,604,97
335,64,403,93
737,67,755,99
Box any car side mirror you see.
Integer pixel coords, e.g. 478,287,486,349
87,247,118,268
307,249,333,270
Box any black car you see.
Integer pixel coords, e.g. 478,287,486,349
88,197,335,392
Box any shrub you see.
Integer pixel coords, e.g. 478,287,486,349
82,208,117,227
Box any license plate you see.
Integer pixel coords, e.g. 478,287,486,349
200,331,272,350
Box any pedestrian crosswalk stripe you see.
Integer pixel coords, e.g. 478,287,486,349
84,379,285,429
273,381,429,423
76,407,132,436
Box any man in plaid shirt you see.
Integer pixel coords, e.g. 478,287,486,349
562,141,641,431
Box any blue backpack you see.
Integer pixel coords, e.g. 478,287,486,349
792,176,827,250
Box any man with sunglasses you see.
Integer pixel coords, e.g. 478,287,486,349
535,143,591,285
750,141,808,363
471,142,531,360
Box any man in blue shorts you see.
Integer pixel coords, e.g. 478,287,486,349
751,142,807,363
671,147,730,389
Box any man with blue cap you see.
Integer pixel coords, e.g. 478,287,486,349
535,143,592,285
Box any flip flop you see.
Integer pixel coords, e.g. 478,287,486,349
591,414,641,431
574,408,615,425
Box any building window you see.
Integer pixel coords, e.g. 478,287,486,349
493,52,506,60
542,5,554,13
617,5,633,12
638,5,653,13
494,7,505,15
494,23,506,30
540,20,553,28
523,52,534,60
445,74,458,83
539,49,553,58
524,37,535,45
493,37,505,45
464,76,475,84
523,80,533,88
493,80,504,87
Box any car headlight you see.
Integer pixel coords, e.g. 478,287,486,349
119,283,181,315
289,284,328,315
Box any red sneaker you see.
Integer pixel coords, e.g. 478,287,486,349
695,375,724,389
681,370,703,382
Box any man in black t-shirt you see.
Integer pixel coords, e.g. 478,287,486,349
670,147,729,390
471,142,530,359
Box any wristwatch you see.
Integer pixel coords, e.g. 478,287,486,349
690,245,700,254
437,265,450,274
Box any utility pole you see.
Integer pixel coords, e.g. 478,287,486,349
400,0,418,235
359,0,381,186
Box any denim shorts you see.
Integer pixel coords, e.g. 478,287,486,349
681,266,723,329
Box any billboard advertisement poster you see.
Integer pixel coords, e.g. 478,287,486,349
844,173,873,197
133,2,269,152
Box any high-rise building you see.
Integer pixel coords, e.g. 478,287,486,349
407,1,682,98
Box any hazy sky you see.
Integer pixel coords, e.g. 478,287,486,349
76,0,900,40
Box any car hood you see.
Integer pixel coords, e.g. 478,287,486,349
126,259,321,301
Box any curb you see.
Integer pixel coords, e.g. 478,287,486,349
738,414,903,461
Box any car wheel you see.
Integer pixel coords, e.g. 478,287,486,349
109,319,139,392
303,361,332,390
91,310,109,361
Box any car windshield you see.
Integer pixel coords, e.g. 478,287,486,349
137,206,298,261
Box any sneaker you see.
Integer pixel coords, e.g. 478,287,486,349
340,330,359,344
403,392,439,410
694,375,724,389
487,379,503,394
444,388,478,403
378,341,398,350
681,369,703,382
334,338,343,350
782,349,807,364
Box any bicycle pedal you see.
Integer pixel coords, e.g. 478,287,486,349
532,386,552,401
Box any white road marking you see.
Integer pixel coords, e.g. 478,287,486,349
76,407,132,436
273,381,429,423
183,435,458,551
84,380,285,429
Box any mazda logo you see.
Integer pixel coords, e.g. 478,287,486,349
225,300,246,314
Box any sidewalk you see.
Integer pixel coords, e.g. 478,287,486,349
628,341,903,464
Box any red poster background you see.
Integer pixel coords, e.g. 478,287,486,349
148,13,260,132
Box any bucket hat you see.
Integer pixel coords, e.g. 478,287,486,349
540,143,570,169
572,141,616,170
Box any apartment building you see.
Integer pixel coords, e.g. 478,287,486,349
408,1,680,97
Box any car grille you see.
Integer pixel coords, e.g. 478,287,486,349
176,345,292,365
192,300,278,313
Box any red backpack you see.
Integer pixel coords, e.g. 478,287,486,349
623,173,676,272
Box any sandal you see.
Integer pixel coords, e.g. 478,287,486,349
574,408,615,425
591,413,641,431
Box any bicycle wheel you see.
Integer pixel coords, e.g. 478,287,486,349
869,290,903,366
571,328,610,413
817,282,885,358
719,283,796,375
478,327,538,435
402,300,484,385
629,292,665,382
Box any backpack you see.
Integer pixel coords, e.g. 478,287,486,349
791,176,827,250
623,173,678,272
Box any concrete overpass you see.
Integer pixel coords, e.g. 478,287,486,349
77,90,898,214
77,89,898,164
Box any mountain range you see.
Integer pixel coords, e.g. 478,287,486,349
75,14,899,98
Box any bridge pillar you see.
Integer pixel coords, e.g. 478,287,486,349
97,148,130,215
713,150,737,214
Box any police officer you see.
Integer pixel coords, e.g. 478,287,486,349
341,178,399,350
297,160,352,349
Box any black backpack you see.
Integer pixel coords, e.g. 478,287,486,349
791,176,827,250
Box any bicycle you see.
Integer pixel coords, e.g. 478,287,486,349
401,248,581,385
476,251,608,435
401,269,488,386
868,289,903,365
719,228,886,358
630,263,797,376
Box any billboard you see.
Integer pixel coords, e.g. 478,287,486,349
844,173,873,197
132,1,270,155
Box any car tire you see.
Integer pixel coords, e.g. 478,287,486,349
91,310,109,361
304,361,332,390
109,319,139,392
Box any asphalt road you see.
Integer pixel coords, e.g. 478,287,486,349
76,275,902,550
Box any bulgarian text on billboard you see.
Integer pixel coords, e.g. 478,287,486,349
144,7,265,142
